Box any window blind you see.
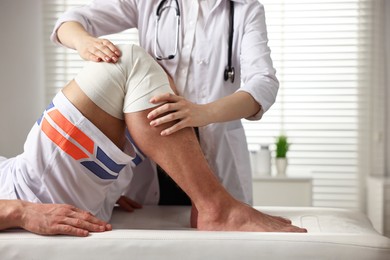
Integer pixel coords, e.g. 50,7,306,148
42,0,383,210
247,0,376,209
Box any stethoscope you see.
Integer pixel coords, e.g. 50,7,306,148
154,0,235,83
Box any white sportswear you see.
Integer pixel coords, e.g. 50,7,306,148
0,44,174,221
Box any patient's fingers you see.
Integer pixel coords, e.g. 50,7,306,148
61,217,105,233
117,196,143,212
21,202,112,236
69,207,105,224
53,224,89,237
67,207,112,231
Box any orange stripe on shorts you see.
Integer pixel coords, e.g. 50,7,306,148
48,109,94,154
41,118,89,160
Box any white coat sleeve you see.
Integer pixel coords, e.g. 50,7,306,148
50,0,138,45
238,2,279,120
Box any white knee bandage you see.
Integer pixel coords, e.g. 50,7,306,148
75,44,173,119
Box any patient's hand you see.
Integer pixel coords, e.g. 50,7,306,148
116,196,143,212
16,201,111,236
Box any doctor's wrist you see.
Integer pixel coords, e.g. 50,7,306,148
58,21,91,50
203,103,218,125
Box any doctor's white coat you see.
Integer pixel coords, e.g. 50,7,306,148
51,0,279,205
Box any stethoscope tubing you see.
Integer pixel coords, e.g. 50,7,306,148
154,0,235,82
225,1,235,83
154,0,180,60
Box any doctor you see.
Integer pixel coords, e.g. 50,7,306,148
52,0,278,207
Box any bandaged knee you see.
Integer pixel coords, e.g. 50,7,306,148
75,44,173,119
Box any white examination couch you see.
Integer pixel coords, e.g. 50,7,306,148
1,206,389,259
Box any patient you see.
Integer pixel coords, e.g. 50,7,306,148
0,44,306,236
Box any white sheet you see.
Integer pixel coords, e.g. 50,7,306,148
1,206,389,260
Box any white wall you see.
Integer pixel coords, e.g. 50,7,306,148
0,0,44,157
386,0,390,177
385,0,390,238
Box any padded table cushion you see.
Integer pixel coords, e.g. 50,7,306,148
1,206,389,260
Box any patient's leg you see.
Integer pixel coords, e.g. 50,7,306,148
125,110,306,232
62,81,127,149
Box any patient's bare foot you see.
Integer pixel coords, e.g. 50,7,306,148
269,214,292,224
191,204,292,229
196,200,307,233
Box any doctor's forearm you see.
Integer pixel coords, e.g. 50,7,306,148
206,91,261,123
57,21,91,49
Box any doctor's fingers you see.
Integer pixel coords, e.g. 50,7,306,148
149,93,181,106
149,107,189,128
147,97,184,120
81,38,120,63
96,39,121,62
159,118,189,136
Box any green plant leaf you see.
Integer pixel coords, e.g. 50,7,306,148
275,135,289,158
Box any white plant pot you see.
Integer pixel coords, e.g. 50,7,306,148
275,158,288,177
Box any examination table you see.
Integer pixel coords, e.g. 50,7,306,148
1,206,389,259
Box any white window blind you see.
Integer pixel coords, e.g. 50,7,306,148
246,0,378,210
42,0,384,210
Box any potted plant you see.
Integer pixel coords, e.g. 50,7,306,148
275,135,289,177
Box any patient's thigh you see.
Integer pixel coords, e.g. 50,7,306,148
62,80,127,149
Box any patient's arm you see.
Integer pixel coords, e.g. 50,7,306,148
0,200,111,236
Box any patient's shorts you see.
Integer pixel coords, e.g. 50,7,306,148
75,44,174,119
0,92,137,221
0,44,172,221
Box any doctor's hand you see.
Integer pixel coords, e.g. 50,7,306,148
147,93,211,136
74,35,121,63
15,201,111,236
57,21,121,63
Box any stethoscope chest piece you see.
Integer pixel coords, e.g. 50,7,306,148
224,66,235,83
